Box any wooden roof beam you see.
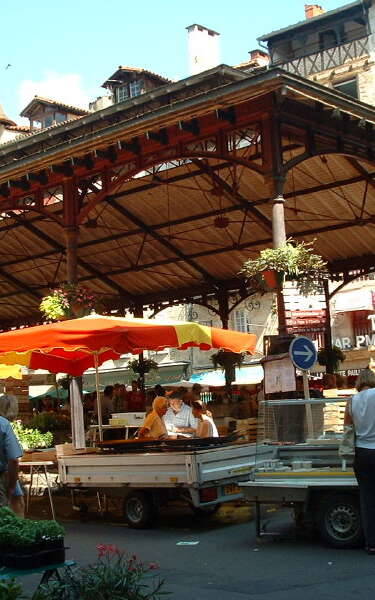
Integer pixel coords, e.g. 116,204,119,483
8,213,136,300
106,197,219,283
191,158,273,235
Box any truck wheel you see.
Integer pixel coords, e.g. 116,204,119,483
317,494,363,548
124,491,157,529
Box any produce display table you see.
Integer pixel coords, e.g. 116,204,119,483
0,560,75,597
20,460,56,520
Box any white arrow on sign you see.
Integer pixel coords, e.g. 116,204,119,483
294,345,314,363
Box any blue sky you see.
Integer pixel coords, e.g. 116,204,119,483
1,0,347,121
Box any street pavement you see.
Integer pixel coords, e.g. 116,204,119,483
19,504,375,599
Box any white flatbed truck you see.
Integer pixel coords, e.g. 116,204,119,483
58,442,273,528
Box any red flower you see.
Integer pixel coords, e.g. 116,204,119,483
149,562,159,570
97,543,107,557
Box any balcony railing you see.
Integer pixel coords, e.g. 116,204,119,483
278,36,370,78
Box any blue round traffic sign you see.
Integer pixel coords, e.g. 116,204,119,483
289,336,317,370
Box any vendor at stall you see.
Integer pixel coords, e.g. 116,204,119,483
163,390,198,436
138,396,168,440
192,400,219,438
127,380,145,411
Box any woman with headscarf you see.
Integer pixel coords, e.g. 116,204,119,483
138,396,168,440
191,399,219,438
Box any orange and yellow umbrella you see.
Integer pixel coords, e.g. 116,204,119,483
0,315,257,375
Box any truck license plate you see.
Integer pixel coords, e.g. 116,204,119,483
224,484,241,495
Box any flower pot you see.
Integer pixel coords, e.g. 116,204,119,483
262,270,284,291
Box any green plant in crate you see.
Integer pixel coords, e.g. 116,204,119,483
29,412,70,433
37,520,65,542
12,421,53,450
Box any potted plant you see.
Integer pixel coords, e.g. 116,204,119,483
241,238,329,296
318,346,346,373
40,284,98,320
33,544,166,600
128,356,158,395
211,350,245,388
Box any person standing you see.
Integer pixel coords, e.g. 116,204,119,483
94,385,114,424
0,395,23,512
127,380,145,412
344,369,375,554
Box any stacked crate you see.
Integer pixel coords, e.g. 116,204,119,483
3,375,33,420
322,401,346,434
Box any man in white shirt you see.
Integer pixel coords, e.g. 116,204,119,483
163,390,198,436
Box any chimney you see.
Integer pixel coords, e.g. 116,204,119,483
186,24,220,76
248,49,270,67
305,4,325,19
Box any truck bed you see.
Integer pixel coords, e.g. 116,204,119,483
58,443,270,488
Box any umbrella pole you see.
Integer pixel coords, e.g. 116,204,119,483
94,353,103,442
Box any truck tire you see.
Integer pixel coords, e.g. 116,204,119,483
123,491,158,529
316,493,363,548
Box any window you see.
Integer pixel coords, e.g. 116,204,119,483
116,80,143,103
54,112,66,123
234,310,251,333
199,319,213,327
129,80,142,97
333,78,358,99
43,115,53,128
116,85,129,103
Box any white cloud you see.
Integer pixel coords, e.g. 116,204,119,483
18,70,90,111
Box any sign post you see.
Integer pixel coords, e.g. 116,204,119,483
289,336,318,440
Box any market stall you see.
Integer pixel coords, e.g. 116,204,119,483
0,314,256,443
0,315,258,525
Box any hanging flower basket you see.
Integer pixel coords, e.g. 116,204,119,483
262,270,285,291
211,350,245,387
318,346,346,373
127,357,158,376
240,239,329,297
40,284,98,321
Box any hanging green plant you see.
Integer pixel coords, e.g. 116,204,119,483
240,239,329,296
40,284,98,320
318,346,346,373
127,357,159,375
211,350,245,388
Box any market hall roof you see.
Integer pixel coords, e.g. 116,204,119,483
0,65,374,327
